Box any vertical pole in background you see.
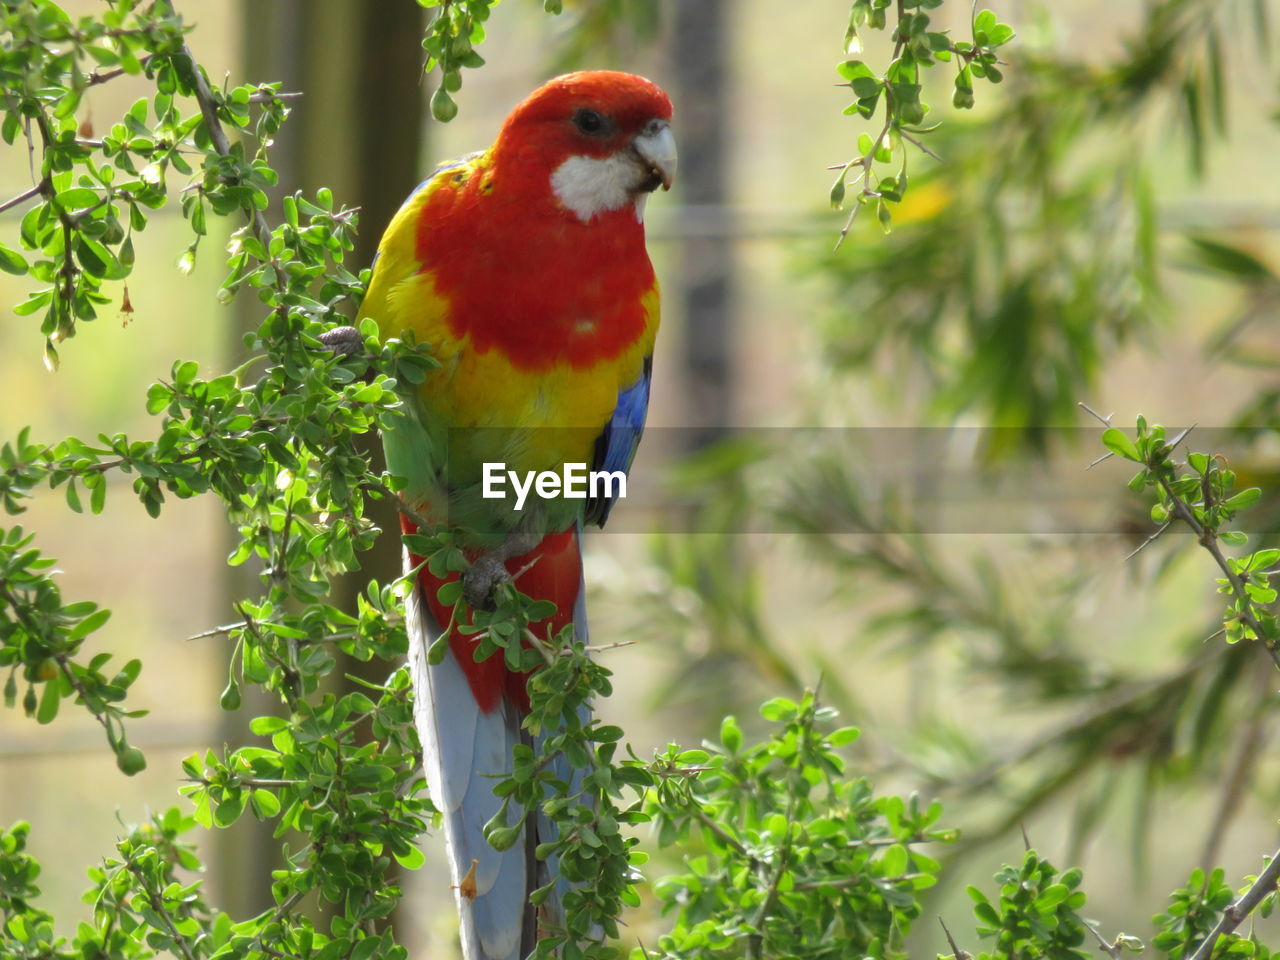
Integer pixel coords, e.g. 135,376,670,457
307,4,428,935
219,0,306,920
672,0,735,448
221,0,425,921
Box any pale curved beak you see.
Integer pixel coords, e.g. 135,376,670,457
633,120,677,191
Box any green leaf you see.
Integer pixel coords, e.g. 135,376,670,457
67,607,110,640
250,789,281,819
55,187,100,210
1101,427,1141,462
1036,883,1070,909
1245,549,1280,571
249,715,289,735
760,697,798,722
828,725,860,746
213,791,246,827
988,23,1015,46
0,243,27,275
1187,237,1275,281
720,715,742,752
881,843,908,876
851,76,882,99
394,845,426,870
837,60,877,83
35,679,60,725
1223,488,1261,511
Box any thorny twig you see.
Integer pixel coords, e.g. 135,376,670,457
1188,848,1280,960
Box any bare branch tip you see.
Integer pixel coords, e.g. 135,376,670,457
1077,401,1114,427
939,917,972,960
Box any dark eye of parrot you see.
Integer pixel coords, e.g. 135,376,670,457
572,108,611,137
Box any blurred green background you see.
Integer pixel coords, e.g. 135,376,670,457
3,0,1280,956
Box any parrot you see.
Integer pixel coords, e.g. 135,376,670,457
354,71,676,960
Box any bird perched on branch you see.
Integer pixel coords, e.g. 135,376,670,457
355,71,675,960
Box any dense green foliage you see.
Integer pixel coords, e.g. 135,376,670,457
1,1,1279,960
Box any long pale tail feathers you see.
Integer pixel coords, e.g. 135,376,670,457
405,524,590,960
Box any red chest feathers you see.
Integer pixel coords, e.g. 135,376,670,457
415,174,655,372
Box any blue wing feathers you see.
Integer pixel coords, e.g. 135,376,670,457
587,356,653,526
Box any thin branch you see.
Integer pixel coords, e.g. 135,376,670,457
53,652,112,735
846,832,942,849
32,115,79,318
691,801,750,859
1123,520,1173,562
1083,919,1124,960
186,622,241,640
247,89,303,105
1188,848,1280,960
1153,471,1280,670
579,639,637,655
833,0,909,251
939,917,972,960
1077,401,1114,427
522,627,558,668
0,179,48,215
77,52,157,92
187,620,401,644
185,776,301,788
0,581,115,741
122,860,198,960
1166,424,1196,453
361,476,434,533
791,870,911,892
901,130,944,162
746,805,792,960
85,64,131,87
180,43,271,247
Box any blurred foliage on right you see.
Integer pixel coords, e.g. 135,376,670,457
610,0,1280,953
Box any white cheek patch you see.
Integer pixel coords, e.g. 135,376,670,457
551,154,645,223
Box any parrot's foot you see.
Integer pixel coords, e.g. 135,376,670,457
461,532,544,611
318,325,363,357
462,553,511,612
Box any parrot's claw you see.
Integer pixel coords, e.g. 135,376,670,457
319,325,363,357
462,532,543,610
462,553,512,612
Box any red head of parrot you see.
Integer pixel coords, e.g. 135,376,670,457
492,70,676,203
